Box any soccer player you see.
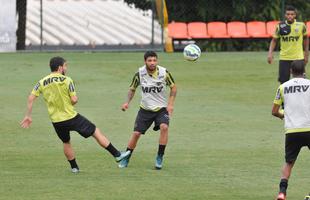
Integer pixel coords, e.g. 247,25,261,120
119,51,177,169
267,5,309,84
272,60,310,200
20,56,130,173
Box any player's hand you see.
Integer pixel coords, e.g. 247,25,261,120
267,54,273,64
166,105,174,117
20,116,32,128
121,103,129,111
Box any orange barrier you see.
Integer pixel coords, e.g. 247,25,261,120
207,22,230,38
227,21,250,38
188,22,210,39
167,21,302,40
307,21,310,37
247,21,269,38
167,22,188,39
266,21,280,37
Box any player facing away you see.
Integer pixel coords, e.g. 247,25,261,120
272,60,310,200
119,51,177,169
268,5,309,84
20,57,130,173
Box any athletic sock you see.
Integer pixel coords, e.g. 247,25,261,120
68,158,79,169
157,144,166,156
106,143,121,157
126,147,134,159
279,178,288,194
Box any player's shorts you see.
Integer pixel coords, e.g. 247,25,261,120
285,132,310,163
52,114,96,143
278,60,293,84
278,60,305,84
133,107,169,134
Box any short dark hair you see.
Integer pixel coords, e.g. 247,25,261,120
285,5,296,12
291,60,305,75
49,57,66,72
144,51,157,61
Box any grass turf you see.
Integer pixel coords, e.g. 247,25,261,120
0,51,309,200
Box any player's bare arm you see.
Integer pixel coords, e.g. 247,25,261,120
20,94,37,128
268,38,277,64
167,85,177,116
71,95,78,105
271,103,284,120
303,35,309,64
122,89,136,111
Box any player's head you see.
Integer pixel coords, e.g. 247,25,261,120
144,51,158,72
49,57,67,75
285,5,297,23
291,60,305,77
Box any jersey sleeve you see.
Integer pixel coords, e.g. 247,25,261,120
31,81,42,97
273,24,280,39
302,23,307,36
273,85,283,105
129,72,140,90
165,70,175,88
67,77,77,97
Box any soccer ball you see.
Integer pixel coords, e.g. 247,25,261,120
183,44,201,61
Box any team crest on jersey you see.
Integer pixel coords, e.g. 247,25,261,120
295,28,299,33
156,82,162,86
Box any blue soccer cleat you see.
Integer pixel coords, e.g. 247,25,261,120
71,168,79,173
155,155,163,170
118,157,129,168
115,150,131,162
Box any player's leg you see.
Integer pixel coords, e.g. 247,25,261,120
118,131,142,168
127,131,142,150
154,108,170,170
91,127,130,162
72,114,130,163
63,142,79,173
52,121,79,173
276,133,302,199
119,109,154,168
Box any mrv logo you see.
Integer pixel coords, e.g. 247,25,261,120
142,86,163,93
43,77,66,86
284,85,310,94
282,36,300,42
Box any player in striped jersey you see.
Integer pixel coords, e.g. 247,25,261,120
119,51,177,169
20,57,130,173
272,60,310,200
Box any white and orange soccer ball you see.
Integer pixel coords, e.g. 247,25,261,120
183,44,201,61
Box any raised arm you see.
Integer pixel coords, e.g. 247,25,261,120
20,94,37,128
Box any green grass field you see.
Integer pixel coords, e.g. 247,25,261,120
1,51,309,200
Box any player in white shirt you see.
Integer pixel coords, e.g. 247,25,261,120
272,60,310,200
119,51,177,169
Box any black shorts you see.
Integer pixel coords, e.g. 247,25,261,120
52,114,96,143
285,132,310,163
134,108,169,134
278,60,293,84
278,60,305,84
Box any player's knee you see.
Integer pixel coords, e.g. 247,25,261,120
133,131,141,138
160,123,168,132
